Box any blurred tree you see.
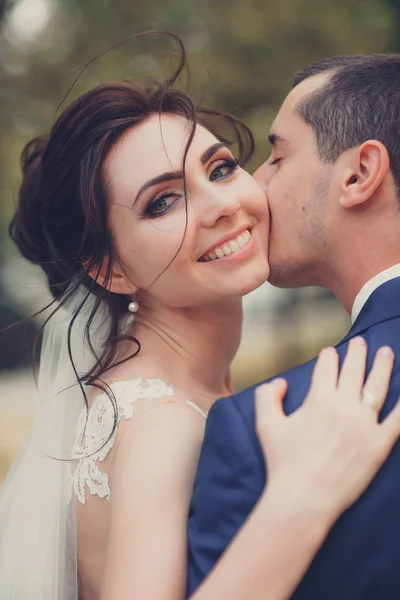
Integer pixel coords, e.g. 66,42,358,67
0,0,397,234
386,0,400,51
0,293,39,371
0,0,14,25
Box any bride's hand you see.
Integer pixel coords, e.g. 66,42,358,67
255,337,400,522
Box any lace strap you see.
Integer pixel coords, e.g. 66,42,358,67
72,378,207,504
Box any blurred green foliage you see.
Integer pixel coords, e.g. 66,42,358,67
0,0,399,247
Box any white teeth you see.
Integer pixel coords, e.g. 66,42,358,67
237,235,246,248
200,229,252,262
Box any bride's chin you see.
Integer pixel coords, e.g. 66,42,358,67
235,263,270,298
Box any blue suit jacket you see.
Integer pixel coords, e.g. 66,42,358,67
187,278,400,599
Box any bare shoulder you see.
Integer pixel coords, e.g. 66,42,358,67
99,389,207,599
109,390,207,513
114,389,207,459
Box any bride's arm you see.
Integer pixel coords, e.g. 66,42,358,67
100,340,400,600
100,399,207,600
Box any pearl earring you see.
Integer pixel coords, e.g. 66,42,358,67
128,288,139,314
128,298,139,314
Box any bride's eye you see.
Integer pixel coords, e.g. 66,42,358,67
209,158,239,182
145,191,181,218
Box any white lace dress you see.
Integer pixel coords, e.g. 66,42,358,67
72,378,208,504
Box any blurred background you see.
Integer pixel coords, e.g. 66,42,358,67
1,0,400,483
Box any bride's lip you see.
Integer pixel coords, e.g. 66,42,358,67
197,224,252,260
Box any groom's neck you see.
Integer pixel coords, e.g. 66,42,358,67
328,253,400,315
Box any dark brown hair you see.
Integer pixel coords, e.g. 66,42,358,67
10,32,255,399
293,54,400,197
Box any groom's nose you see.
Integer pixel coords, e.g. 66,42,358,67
252,161,271,193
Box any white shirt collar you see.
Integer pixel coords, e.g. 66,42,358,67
351,263,400,324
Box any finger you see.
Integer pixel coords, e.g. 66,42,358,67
255,379,288,433
361,346,394,415
379,395,400,448
309,347,339,396
337,337,368,399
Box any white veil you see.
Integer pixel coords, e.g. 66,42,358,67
0,285,111,599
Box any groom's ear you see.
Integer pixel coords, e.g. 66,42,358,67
339,140,390,209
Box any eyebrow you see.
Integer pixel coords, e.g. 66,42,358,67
200,141,229,164
268,133,288,146
132,141,230,205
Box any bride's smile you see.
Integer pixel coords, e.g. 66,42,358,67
197,227,253,262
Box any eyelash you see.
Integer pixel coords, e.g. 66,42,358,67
211,157,240,179
144,157,240,219
269,157,282,166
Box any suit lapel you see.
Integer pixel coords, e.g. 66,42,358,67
341,277,400,345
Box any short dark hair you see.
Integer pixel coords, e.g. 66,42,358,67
293,54,400,195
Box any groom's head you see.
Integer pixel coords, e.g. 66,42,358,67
255,54,400,290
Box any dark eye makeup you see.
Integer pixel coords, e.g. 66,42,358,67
144,156,240,219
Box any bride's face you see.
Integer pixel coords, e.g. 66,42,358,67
105,113,270,308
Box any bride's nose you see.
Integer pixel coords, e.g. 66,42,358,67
199,188,240,228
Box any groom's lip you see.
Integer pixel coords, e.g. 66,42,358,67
267,207,272,230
